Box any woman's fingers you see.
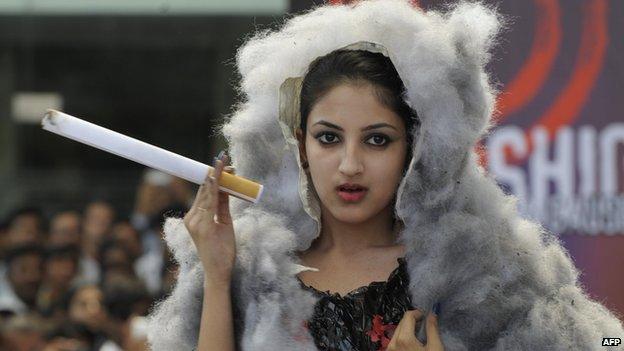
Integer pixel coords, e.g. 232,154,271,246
198,153,226,221
188,152,225,223
185,165,214,232
387,309,425,350
216,159,234,225
403,309,422,337
425,312,443,350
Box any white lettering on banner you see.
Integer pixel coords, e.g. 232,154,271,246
601,124,624,195
529,126,575,218
488,125,529,203
487,123,624,235
578,126,597,196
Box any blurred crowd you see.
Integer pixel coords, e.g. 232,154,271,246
0,170,195,351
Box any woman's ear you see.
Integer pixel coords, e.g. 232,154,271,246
295,128,309,170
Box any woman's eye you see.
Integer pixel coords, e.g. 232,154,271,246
316,132,339,144
366,134,389,146
315,132,390,146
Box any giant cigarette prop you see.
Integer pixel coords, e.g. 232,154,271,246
41,109,263,203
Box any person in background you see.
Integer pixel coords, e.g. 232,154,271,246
83,202,115,243
0,208,45,299
157,247,178,299
100,273,151,351
38,244,81,321
111,220,164,296
134,205,186,297
65,283,116,350
43,322,95,351
168,176,194,209
98,239,136,286
77,200,115,285
0,244,44,315
130,170,174,246
111,220,142,262
48,210,82,248
0,313,47,351
4,206,46,248
131,169,191,259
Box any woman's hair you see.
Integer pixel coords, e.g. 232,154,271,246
299,49,420,170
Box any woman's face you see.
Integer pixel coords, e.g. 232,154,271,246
69,285,105,325
296,82,408,224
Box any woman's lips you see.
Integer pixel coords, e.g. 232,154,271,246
337,188,367,202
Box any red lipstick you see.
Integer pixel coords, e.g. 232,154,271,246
336,183,368,202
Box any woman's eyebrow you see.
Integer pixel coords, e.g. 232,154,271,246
312,120,398,131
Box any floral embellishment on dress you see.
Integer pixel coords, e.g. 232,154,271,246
366,314,398,351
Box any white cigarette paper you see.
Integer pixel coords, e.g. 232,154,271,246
41,109,263,203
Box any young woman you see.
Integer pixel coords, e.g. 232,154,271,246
147,1,624,350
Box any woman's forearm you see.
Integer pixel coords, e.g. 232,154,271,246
197,280,236,351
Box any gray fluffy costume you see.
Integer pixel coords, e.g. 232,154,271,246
146,1,624,350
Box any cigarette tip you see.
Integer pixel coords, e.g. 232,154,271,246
42,109,61,127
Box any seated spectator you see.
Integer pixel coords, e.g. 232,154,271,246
77,200,115,285
43,322,95,351
0,313,47,351
48,210,82,248
131,170,174,232
101,273,151,351
111,220,165,296
0,244,44,315
66,284,106,332
131,172,189,259
4,206,46,247
134,205,187,297
0,208,45,293
169,176,194,209
98,239,136,286
111,221,142,262
83,201,115,245
65,283,117,349
157,247,179,298
38,245,81,320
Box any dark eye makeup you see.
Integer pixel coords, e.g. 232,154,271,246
313,131,393,147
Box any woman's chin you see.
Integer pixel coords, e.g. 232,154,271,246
328,206,374,224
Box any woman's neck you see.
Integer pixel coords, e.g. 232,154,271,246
308,204,400,258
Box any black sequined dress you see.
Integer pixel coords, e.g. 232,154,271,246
296,257,414,351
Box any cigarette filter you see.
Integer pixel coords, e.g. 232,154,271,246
41,109,263,203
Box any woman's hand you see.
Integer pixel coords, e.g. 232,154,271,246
183,151,237,288
386,309,444,351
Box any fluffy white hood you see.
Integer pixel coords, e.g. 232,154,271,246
147,1,624,350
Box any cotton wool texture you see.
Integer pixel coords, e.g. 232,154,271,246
146,1,624,350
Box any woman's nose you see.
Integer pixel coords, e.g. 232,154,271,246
338,143,364,176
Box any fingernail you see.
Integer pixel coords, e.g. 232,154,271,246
432,302,441,316
217,150,226,160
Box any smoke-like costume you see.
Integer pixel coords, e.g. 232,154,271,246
146,1,624,350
